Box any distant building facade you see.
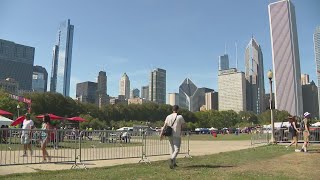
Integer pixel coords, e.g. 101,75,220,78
245,38,265,114
128,97,147,105
119,73,130,99
314,26,320,117
205,91,219,110
168,93,179,106
0,39,35,91
97,71,108,107
141,86,149,100
268,0,303,116
218,68,246,112
76,81,98,104
301,74,310,85
32,65,48,92
50,19,74,97
218,54,229,71
302,81,319,118
0,78,19,94
149,68,166,104
131,88,140,98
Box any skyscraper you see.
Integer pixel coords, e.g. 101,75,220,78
97,71,108,106
302,81,319,119
131,88,140,98
205,91,219,111
179,78,199,112
50,19,74,97
268,0,303,116
149,68,166,104
141,86,149,100
218,54,229,71
119,73,130,99
32,65,48,92
314,26,320,117
0,39,35,91
245,38,265,114
218,68,246,112
168,93,179,106
76,81,98,104
301,74,310,85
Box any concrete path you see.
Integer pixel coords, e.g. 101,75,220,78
0,140,259,176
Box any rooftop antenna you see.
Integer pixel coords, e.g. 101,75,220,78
235,41,238,70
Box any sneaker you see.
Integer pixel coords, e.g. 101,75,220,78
300,149,304,152
169,159,174,169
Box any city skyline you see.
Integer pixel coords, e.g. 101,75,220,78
1,0,319,99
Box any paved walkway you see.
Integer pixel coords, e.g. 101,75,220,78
0,140,258,176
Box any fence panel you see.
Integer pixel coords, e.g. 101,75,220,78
275,127,320,143
251,128,269,145
0,128,77,166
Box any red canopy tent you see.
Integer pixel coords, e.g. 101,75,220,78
67,116,88,122
10,115,25,126
0,109,13,116
36,113,63,120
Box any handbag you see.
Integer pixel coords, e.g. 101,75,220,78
162,114,178,136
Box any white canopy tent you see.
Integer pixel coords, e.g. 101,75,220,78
0,115,13,126
312,122,320,127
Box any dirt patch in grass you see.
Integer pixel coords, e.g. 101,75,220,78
230,146,320,179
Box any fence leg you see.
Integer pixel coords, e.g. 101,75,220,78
138,131,151,164
184,132,192,158
71,133,87,170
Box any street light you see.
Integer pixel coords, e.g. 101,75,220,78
17,104,20,117
267,70,275,144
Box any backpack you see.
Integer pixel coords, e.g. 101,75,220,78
162,115,178,137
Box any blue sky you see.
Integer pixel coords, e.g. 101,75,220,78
1,0,319,99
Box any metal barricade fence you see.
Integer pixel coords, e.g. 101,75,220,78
275,127,320,143
1,128,191,166
251,127,270,145
0,128,77,166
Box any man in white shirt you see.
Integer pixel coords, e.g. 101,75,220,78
21,113,34,156
160,105,186,169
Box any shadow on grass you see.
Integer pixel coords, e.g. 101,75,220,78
184,165,234,169
307,149,320,153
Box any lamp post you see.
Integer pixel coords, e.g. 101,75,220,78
17,104,20,117
267,70,275,144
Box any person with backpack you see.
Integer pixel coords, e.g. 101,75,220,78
160,105,186,169
286,116,300,149
301,112,311,153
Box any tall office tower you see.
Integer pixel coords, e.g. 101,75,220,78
218,68,246,112
76,81,98,104
32,66,48,92
205,91,219,110
141,86,149,100
131,88,140,98
149,68,166,104
245,38,265,114
302,81,319,118
268,0,303,116
314,26,320,117
97,71,108,106
50,19,74,96
301,74,310,85
119,73,130,99
218,54,229,71
0,39,35,91
168,93,179,106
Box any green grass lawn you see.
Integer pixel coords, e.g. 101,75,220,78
3,145,320,179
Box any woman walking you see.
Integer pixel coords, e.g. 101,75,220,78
41,114,51,162
286,116,300,149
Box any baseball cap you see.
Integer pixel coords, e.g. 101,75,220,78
304,112,311,118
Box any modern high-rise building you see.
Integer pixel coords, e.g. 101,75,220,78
0,39,35,91
0,78,19,94
314,26,320,117
32,66,48,92
218,54,229,71
149,68,166,104
301,74,310,85
76,81,97,104
50,19,74,97
141,86,149,100
302,81,319,119
168,93,179,106
119,73,130,99
245,38,265,114
97,71,108,107
218,68,246,112
268,0,303,116
131,88,140,98
205,91,219,111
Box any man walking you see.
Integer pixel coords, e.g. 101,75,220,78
21,113,34,156
160,105,185,169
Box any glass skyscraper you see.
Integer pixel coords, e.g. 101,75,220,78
268,0,303,116
50,19,74,97
32,65,48,92
119,73,130,99
149,68,166,104
314,26,320,118
218,54,229,71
